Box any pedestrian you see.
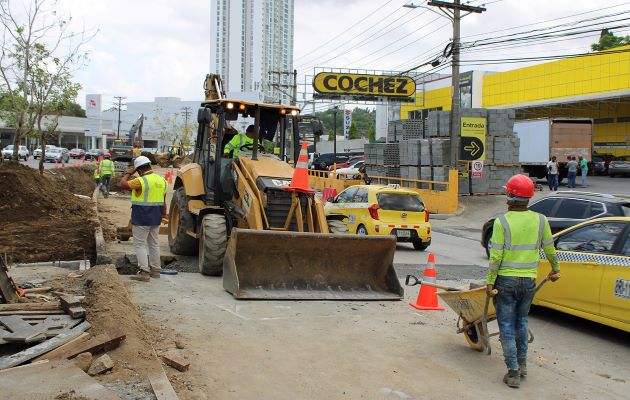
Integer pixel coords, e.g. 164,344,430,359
578,155,588,188
119,156,169,282
93,165,101,187
487,174,560,389
546,156,559,191
567,156,578,188
99,152,115,197
223,124,255,158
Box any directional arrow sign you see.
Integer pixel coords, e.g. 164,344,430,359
460,117,486,161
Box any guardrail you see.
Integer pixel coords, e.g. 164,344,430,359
308,169,459,214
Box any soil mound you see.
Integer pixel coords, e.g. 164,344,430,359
0,162,96,263
49,166,96,197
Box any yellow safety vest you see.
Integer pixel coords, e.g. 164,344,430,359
487,210,559,284
99,159,114,177
223,134,253,158
131,173,168,206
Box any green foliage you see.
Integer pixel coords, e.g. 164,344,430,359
60,102,86,117
315,107,375,141
153,105,194,147
347,122,359,139
591,29,630,51
368,125,376,143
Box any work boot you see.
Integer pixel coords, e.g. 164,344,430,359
518,361,527,377
150,269,161,279
130,271,150,282
503,370,520,388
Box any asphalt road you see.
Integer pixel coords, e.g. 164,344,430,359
17,156,88,169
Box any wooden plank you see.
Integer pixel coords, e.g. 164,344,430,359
0,321,91,370
0,310,65,316
0,302,61,312
149,367,180,400
67,306,86,318
0,315,48,343
162,352,190,372
0,359,120,399
32,332,91,362
50,329,126,361
0,259,17,304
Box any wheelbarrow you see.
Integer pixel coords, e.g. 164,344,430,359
405,274,560,355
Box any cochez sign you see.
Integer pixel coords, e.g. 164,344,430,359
312,73,416,98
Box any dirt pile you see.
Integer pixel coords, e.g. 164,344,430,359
109,174,130,194
49,166,97,197
0,162,96,263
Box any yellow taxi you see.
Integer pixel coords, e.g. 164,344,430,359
324,184,431,250
534,217,630,333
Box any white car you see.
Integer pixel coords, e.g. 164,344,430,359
336,160,364,174
2,145,29,160
33,145,56,159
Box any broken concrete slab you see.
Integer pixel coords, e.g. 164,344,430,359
87,353,114,376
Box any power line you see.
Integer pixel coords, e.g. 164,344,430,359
112,96,126,140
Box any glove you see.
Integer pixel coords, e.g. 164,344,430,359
161,216,169,225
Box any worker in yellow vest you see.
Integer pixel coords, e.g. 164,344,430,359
486,174,560,389
119,156,168,282
99,152,115,198
223,124,254,158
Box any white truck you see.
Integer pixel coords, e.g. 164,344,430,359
514,118,593,181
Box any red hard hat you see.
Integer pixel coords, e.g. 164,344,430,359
504,174,534,198
104,152,111,157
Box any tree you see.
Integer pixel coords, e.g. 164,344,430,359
0,0,94,167
591,29,630,51
347,122,359,139
368,125,376,143
153,105,193,148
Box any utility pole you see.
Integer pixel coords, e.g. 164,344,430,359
113,96,126,140
181,106,192,146
425,1,485,167
268,70,297,105
333,106,339,172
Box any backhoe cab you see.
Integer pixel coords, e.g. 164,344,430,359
167,94,402,300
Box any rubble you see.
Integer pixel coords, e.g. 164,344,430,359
88,353,114,375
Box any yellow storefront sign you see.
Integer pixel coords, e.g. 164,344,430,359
460,117,487,161
312,73,416,97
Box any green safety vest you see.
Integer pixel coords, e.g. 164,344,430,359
99,159,114,177
487,210,559,284
130,173,168,206
223,134,253,158
93,168,100,180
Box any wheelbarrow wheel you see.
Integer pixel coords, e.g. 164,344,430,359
463,322,485,352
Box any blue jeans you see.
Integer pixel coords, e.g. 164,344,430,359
493,276,537,371
547,174,558,191
567,171,576,188
100,174,111,195
581,169,587,187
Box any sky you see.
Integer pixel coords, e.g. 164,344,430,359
55,0,630,109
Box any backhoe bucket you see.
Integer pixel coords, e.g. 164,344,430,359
223,228,403,300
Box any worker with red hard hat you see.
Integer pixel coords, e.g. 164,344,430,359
99,152,115,198
487,174,560,389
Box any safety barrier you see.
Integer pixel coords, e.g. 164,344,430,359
308,169,459,214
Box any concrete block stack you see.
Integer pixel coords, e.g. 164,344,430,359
387,120,403,142
364,143,399,178
388,119,424,142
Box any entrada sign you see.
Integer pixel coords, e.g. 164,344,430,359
312,73,416,97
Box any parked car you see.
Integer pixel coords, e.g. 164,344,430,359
44,147,70,163
325,184,431,250
85,148,107,161
69,148,86,159
328,155,365,171
335,159,365,174
2,145,29,160
312,152,363,171
33,145,56,159
591,153,617,175
609,156,630,177
533,216,630,333
481,192,630,257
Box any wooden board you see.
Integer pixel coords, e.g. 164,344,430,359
149,367,180,400
0,360,120,399
33,332,91,362
0,315,48,343
0,310,65,316
0,321,91,370
0,302,61,312
0,260,17,304
50,329,126,360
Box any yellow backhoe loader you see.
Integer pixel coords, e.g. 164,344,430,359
166,75,402,300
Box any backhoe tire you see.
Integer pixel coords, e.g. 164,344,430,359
168,188,198,255
327,219,348,234
199,214,227,276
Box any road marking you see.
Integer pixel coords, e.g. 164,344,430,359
214,304,249,320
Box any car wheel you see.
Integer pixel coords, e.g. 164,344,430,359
609,174,615,178
412,240,428,251
356,225,368,235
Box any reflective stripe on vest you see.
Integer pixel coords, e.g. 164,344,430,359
100,159,114,176
131,173,167,206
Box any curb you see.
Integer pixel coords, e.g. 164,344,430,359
91,185,108,264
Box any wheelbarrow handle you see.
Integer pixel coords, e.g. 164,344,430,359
405,275,421,286
534,273,561,294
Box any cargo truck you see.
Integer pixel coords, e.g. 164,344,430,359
514,118,593,181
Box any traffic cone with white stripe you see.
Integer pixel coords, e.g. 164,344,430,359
409,253,444,311
286,142,314,194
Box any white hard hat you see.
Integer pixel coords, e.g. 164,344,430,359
134,155,151,169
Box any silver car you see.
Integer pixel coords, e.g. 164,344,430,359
33,145,56,159
609,156,630,177
2,145,29,160
44,147,70,163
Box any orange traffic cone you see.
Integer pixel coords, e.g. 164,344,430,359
54,161,58,169
409,253,445,311
82,159,86,166
166,170,173,185
286,142,314,194
61,160,65,169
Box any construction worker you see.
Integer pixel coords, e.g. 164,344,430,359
99,152,115,198
486,174,560,389
93,165,101,186
119,156,168,282
223,124,254,158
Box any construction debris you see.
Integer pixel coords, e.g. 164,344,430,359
87,353,114,376
162,352,190,372
73,351,93,372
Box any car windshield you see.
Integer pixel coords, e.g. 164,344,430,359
71,148,81,151
4,145,13,150
616,156,630,161
48,148,61,154
377,193,425,212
